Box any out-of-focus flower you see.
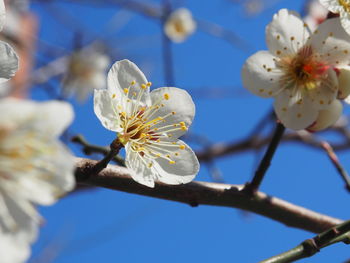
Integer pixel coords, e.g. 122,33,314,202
0,0,19,90
164,8,196,43
94,59,199,187
242,9,350,130
320,0,350,35
62,49,110,102
304,0,328,31
0,98,75,263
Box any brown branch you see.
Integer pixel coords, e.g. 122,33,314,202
75,158,342,234
196,131,350,162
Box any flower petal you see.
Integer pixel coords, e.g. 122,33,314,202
94,89,122,132
307,68,338,109
242,51,284,98
0,99,73,137
34,101,74,137
152,140,199,185
337,67,350,99
125,139,199,187
274,90,319,130
266,9,311,56
107,59,151,106
125,149,156,188
0,194,37,263
0,0,5,32
319,0,344,13
0,41,18,83
149,87,195,139
309,18,350,66
308,99,342,131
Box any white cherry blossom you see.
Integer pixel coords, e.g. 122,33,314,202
94,59,199,187
320,0,350,35
0,98,75,263
242,9,350,130
164,8,196,43
62,49,110,102
0,0,19,88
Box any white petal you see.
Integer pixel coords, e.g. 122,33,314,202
337,67,350,99
340,11,350,36
0,0,5,32
152,140,199,185
309,18,350,66
266,9,311,56
16,143,75,205
107,59,150,105
94,89,122,132
0,41,18,83
274,90,319,130
308,99,342,131
125,140,199,187
125,148,155,188
149,87,195,138
319,0,344,13
242,51,284,98
34,101,74,137
0,99,73,137
307,68,338,109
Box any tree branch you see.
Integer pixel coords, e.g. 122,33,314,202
260,220,350,263
75,158,342,234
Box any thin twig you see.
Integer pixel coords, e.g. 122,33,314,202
75,158,342,234
260,220,350,263
71,134,125,166
321,141,350,193
244,122,286,193
75,141,123,181
161,0,175,86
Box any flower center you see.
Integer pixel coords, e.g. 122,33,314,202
113,82,188,166
339,0,350,13
278,45,330,91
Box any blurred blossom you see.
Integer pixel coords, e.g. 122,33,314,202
320,0,350,35
303,0,328,31
0,0,19,94
62,49,110,102
0,98,75,263
164,8,196,43
242,9,350,130
94,59,199,187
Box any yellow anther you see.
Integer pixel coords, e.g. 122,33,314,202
130,80,136,85
174,152,179,156
148,163,153,168
164,93,170,100
179,145,186,150
166,154,171,158
169,160,176,164
172,111,176,115
141,84,147,89
132,92,137,97
179,121,186,126
112,94,116,99
123,88,129,94
147,82,152,86
181,126,188,131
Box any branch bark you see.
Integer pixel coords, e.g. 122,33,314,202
75,158,342,234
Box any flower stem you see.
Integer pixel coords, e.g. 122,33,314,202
244,122,285,194
92,139,124,175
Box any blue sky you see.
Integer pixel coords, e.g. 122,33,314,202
28,0,350,262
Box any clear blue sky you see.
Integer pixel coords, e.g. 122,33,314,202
29,0,350,262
